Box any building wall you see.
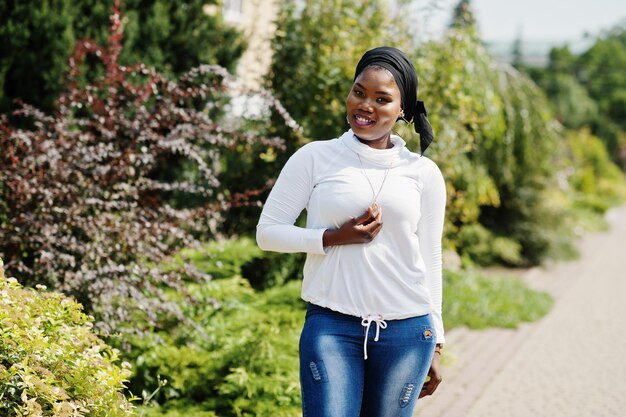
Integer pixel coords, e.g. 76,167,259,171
224,0,279,89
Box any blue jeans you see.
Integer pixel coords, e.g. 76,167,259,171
299,304,436,417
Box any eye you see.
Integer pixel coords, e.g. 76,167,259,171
376,97,391,103
354,89,365,97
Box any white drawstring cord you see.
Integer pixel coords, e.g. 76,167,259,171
361,315,387,360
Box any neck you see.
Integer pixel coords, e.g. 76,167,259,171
355,133,393,150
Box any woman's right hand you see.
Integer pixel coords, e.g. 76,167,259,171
322,206,383,247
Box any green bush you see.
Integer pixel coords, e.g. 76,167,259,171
457,223,523,266
409,26,562,266
240,252,306,290
0,258,135,417
175,237,306,290
566,128,626,211
443,268,553,329
128,277,304,417
536,128,626,261
176,238,263,280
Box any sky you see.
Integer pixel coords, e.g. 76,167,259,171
418,0,626,42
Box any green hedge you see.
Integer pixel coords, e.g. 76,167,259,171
0,259,135,417
129,277,304,417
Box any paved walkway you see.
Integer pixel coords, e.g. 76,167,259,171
414,204,626,417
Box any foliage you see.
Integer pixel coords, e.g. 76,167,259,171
530,70,598,129
529,27,626,165
424,24,624,266
0,258,136,417
177,238,263,280
450,0,476,29
241,251,306,289
0,0,245,113
412,27,562,266
0,0,74,113
577,33,626,128
531,128,626,263
442,268,553,329
565,128,626,213
127,277,305,417
140,405,218,417
213,110,304,236
175,233,305,291
0,5,297,334
528,46,602,128
457,224,522,266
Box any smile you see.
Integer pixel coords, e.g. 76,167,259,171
354,115,375,127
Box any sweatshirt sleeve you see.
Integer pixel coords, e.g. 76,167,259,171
256,143,327,255
417,160,447,344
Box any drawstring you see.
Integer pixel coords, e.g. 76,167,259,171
361,315,387,360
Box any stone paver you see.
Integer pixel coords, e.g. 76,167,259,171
415,205,626,417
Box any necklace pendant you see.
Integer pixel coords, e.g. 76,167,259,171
369,201,380,217
356,153,390,219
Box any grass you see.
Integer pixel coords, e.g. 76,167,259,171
443,268,553,330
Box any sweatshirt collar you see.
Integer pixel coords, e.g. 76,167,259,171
340,129,408,167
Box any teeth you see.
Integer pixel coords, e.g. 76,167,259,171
355,115,372,123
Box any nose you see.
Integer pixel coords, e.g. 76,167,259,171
357,97,374,112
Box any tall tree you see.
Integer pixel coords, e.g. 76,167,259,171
576,28,626,160
0,0,245,113
0,0,75,112
548,46,576,73
577,35,626,120
450,0,476,30
527,46,598,129
511,29,524,69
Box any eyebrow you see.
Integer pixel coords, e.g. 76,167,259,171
354,82,393,96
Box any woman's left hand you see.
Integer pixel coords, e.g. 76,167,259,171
419,351,442,398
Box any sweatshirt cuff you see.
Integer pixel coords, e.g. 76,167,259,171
309,228,328,255
432,312,445,344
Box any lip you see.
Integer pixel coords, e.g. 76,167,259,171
353,114,375,127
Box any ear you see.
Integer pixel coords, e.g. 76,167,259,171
399,109,405,118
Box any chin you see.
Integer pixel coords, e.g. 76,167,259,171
355,134,378,142
351,127,385,142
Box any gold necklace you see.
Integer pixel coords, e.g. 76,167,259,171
357,154,391,216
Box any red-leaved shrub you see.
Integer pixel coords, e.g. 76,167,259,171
0,2,299,334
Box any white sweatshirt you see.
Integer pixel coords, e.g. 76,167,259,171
257,130,446,344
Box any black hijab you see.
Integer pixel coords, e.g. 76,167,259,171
354,46,435,154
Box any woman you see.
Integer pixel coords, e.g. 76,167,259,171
257,46,446,417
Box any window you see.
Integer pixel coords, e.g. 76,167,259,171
223,0,244,23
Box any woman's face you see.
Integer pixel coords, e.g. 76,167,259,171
346,67,403,146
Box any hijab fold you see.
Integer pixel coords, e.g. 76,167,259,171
354,47,435,154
